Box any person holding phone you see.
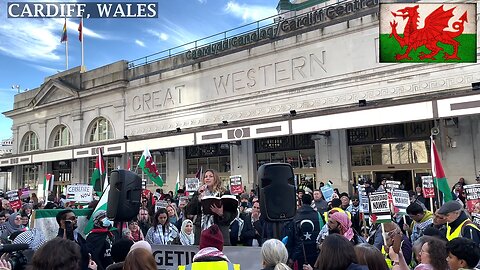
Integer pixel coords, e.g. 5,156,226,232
56,209,91,270
185,169,236,245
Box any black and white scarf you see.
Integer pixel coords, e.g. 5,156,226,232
201,189,220,231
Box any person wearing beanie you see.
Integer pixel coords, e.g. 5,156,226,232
436,200,480,243
105,238,134,270
285,193,321,268
86,210,117,270
177,224,240,270
339,192,350,211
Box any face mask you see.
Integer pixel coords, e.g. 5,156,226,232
102,218,112,228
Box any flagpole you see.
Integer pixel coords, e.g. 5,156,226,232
80,17,84,72
66,39,68,70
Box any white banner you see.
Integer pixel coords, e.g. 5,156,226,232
152,245,262,270
66,185,93,203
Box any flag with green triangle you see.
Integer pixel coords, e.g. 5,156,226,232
91,148,105,194
431,137,453,203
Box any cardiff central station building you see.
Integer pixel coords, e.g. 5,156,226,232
1,0,479,195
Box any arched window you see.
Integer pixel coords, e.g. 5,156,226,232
22,132,39,152
53,125,71,147
89,117,114,142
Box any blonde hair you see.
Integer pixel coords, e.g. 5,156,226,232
204,169,225,194
261,239,292,270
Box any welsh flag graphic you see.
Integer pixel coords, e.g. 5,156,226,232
138,148,163,187
379,3,477,62
91,148,105,194
431,137,453,203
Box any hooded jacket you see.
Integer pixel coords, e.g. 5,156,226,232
86,228,116,270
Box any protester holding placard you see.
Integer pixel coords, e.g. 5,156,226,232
463,184,480,213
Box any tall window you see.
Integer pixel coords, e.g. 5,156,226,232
89,118,113,142
186,144,230,174
22,165,39,188
22,132,39,152
53,125,71,147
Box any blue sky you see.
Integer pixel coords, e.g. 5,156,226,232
0,0,279,141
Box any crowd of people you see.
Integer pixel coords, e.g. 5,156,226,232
0,171,478,270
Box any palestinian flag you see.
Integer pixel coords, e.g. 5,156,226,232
91,148,105,193
379,3,476,62
67,194,75,200
431,137,453,203
84,184,109,235
174,171,180,196
32,209,92,242
369,192,392,224
43,174,54,191
138,148,163,187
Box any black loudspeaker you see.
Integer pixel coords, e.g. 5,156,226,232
107,169,142,221
257,163,296,222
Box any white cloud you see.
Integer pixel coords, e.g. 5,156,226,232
146,29,169,41
224,1,277,22
0,15,105,63
29,64,60,74
197,0,207,3
135,39,146,47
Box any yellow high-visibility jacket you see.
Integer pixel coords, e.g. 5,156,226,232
178,261,241,270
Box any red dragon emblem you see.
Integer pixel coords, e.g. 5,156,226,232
389,5,468,60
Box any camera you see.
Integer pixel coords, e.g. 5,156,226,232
8,251,28,270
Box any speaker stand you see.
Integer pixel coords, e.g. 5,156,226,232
272,222,282,240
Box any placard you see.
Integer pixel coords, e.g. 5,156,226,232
421,176,435,198
392,190,410,215
66,185,93,203
321,185,334,202
6,190,22,210
19,188,30,199
155,200,169,213
472,213,480,227
358,185,370,214
369,191,391,223
185,178,200,192
151,245,261,270
229,175,243,195
385,180,401,191
464,184,480,213
142,178,147,190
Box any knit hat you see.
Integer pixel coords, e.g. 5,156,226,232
330,212,354,241
437,200,463,215
199,224,224,251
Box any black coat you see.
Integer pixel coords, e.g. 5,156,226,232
239,213,259,246
86,230,116,270
286,205,321,267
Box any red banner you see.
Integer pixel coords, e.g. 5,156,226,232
422,176,435,198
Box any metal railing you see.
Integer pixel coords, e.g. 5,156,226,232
127,12,280,69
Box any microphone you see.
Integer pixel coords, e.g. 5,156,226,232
0,244,29,253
